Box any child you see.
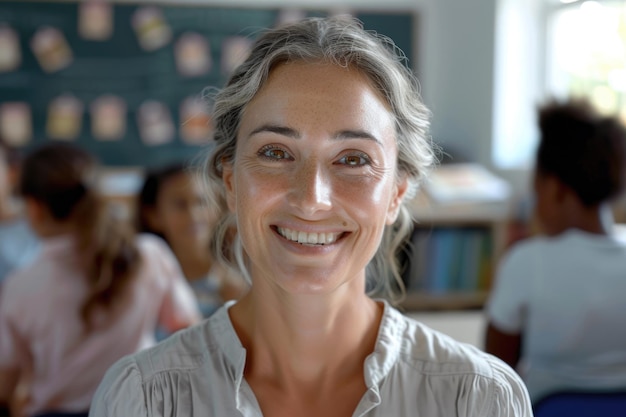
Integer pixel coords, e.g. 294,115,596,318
0,143,201,417
138,162,247,319
0,140,38,284
486,99,626,403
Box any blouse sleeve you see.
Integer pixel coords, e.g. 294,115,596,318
486,357,534,417
90,356,148,417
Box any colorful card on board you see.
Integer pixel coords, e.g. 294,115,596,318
137,100,174,145
0,102,32,146
179,96,213,145
46,95,83,141
31,27,73,73
132,7,172,51
0,25,21,73
221,36,252,75
78,0,114,41
175,32,211,77
91,95,126,141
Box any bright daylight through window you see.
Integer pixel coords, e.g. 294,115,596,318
493,0,626,168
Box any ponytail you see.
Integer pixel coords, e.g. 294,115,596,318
20,143,142,329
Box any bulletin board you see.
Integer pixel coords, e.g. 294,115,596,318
0,2,415,168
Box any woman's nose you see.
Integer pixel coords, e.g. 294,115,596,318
287,161,332,215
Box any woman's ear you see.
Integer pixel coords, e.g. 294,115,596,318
221,160,236,213
386,175,409,225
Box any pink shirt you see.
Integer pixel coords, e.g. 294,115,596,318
0,233,200,415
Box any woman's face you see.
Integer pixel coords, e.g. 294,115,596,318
154,172,213,251
223,61,407,295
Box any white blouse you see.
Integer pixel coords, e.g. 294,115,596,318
90,301,532,417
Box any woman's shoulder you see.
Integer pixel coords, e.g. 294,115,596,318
95,305,239,384
380,306,531,414
90,325,209,417
389,308,496,373
91,306,243,417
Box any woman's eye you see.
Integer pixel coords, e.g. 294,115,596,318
339,154,370,166
259,146,292,160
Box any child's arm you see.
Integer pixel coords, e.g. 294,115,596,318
485,322,522,369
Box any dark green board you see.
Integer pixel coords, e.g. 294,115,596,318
0,2,415,167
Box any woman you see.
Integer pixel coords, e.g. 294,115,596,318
0,143,200,417
91,17,532,416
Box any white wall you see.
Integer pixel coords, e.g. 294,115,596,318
419,0,498,167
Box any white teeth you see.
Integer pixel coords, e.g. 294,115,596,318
277,227,339,245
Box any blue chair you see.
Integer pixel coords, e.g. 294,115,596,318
533,391,626,417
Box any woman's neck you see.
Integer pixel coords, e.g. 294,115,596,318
230,279,382,387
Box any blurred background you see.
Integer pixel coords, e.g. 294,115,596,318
1,0,624,346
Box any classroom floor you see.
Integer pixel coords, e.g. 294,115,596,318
406,310,486,350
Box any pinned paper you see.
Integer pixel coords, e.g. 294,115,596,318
0,25,21,73
31,27,73,73
78,0,114,41
132,7,172,51
137,100,174,145
328,8,354,19
179,96,212,145
221,36,252,75
175,32,211,77
91,95,126,141
275,9,307,27
46,95,83,141
0,102,32,146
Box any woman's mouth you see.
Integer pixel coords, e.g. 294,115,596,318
276,226,342,245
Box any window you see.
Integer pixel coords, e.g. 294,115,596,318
493,0,626,169
547,1,626,120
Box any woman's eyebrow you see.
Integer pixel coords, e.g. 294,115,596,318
248,124,382,145
334,130,382,145
248,124,300,139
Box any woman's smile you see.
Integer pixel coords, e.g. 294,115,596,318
275,226,344,246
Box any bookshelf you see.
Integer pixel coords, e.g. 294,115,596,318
399,164,513,311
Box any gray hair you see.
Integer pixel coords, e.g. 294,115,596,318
202,16,436,303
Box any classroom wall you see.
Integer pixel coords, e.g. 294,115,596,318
198,0,500,168
419,0,498,169
10,0,508,176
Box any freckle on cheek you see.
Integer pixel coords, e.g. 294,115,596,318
342,221,348,227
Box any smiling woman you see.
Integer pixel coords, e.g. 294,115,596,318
89,16,533,417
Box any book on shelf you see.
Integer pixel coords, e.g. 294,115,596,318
404,227,493,295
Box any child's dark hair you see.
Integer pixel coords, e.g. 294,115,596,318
137,162,187,242
19,143,141,329
537,99,626,207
